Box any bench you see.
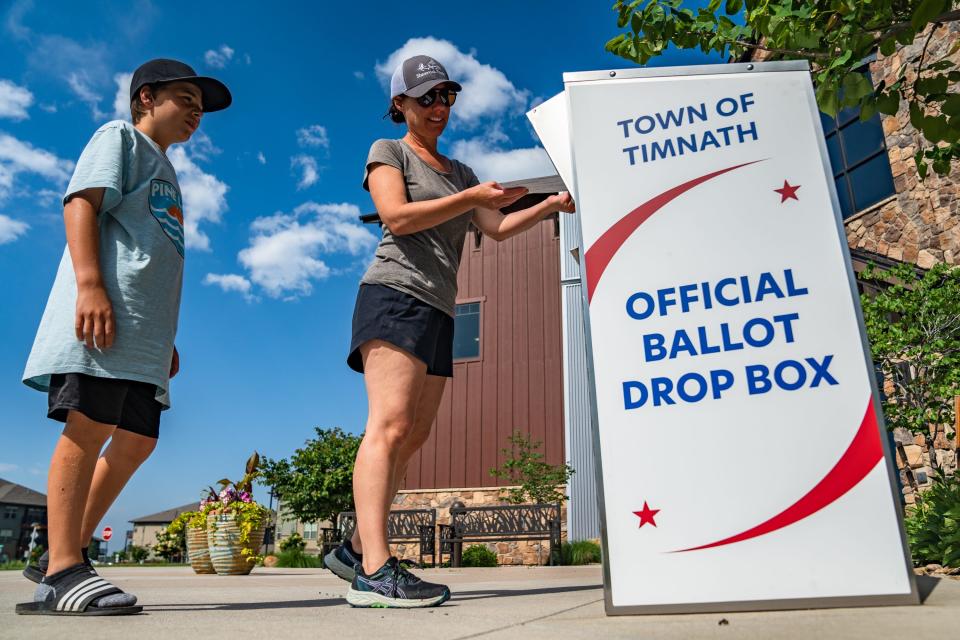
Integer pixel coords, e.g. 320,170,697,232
438,503,562,567
321,509,437,567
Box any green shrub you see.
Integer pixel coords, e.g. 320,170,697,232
905,473,960,568
1,560,27,571
129,545,150,563
279,532,306,553
276,549,322,568
561,540,602,565
461,544,498,567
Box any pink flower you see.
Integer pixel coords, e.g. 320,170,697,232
239,491,252,503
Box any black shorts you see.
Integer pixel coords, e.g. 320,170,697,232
347,284,455,377
47,373,162,439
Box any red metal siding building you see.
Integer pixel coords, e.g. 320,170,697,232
400,218,566,491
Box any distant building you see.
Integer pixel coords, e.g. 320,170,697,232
0,478,47,562
129,502,197,557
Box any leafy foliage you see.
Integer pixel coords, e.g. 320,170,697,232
128,545,150,563
461,544,499,567
154,517,186,562
489,431,576,505
860,262,960,448
607,0,960,176
560,540,603,565
275,549,322,568
279,532,306,553
261,427,362,525
905,472,960,567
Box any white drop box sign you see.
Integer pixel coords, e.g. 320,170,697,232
535,61,918,615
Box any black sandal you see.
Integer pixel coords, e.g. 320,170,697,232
15,564,141,616
22,548,91,584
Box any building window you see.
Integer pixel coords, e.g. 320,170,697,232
453,302,481,360
3,506,18,520
820,105,895,219
0,529,13,540
303,522,317,540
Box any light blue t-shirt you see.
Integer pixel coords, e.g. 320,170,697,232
23,120,185,407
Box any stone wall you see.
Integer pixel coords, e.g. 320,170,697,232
846,22,960,266
390,486,567,566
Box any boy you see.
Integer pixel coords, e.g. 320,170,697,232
16,59,231,616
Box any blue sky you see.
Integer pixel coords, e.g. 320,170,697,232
0,0,719,549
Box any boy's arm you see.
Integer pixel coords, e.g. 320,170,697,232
64,188,114,349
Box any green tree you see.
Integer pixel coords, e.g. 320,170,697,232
153,512,189,562
607,1,960,177
489,431,576,504
860,261,960,481
129,545,150,563
261,427,362,525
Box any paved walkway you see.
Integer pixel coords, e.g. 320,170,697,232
0,566,956,639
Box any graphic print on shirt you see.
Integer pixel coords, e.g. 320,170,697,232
149,179,185,257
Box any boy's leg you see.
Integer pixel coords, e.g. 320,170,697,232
351,375,446,554
46,411,115,576
80,430,157,546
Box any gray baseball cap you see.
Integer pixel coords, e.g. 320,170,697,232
389,55,462,98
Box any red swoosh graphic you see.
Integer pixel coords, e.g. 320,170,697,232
673,399,883,553
584,160,762,302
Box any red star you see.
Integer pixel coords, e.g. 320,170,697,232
774,180,801,203
633,501,660,528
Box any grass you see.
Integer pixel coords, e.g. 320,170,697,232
560,540,602,565
274,550,323,568
0,561,26,571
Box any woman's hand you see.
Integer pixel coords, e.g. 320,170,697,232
75,284,114,349
467,182,528,211
547,191,576,214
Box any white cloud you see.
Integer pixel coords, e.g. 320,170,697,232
243,53,252,65
7,4,111,121
0,462,19,472
0,79,33,120
167,134,228,251
112,72,132,120
291,154,319,189
296,124,329,149
376,37,530,126
204,45,235,69
39,103,57,113
203,273,254,301
0,214,28,243
257,151,266,165
67,72,106,119
234,202,377,299
450,137,554,182
0,132,74,203
353,71,365,80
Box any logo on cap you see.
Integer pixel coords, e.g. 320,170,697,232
415,59,443,79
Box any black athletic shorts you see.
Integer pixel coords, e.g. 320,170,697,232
347,284,455,377
47,373,162,439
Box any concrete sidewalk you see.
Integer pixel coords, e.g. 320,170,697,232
0,566,956,639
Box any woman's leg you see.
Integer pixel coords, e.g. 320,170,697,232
351,375,446,554
353,339,427,574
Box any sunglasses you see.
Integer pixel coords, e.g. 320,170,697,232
416,88,458,108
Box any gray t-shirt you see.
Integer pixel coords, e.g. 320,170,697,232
360,138,480,317
23,120,185,407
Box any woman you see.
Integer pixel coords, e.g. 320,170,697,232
327,55,575,609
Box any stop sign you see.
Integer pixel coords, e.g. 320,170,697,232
102,527,113,541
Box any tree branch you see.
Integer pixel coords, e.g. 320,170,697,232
870,8,960,48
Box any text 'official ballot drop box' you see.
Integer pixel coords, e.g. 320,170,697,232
528,61,919,616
